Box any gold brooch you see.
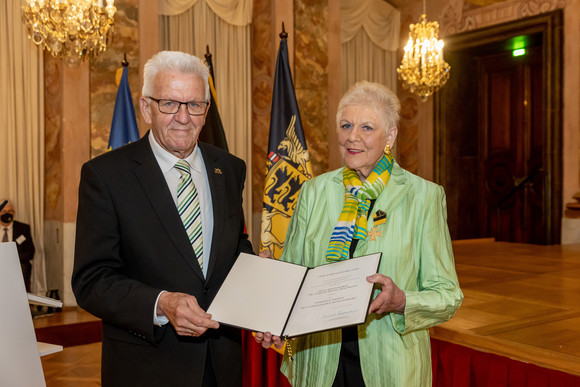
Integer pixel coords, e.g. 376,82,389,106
373,210,387,225
214,168,223,174
368,226,383,241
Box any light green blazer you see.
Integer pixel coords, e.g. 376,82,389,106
279,163,463,387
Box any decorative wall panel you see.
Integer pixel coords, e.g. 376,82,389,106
89,0,140,159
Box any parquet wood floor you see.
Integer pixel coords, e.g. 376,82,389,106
431,239,580,376
37,239,580,385
40,342,101,386
34,308,101,386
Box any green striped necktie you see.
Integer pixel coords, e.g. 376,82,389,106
175,160,203,270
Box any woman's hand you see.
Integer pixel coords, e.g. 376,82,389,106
258,249,271,258
254,331,284,350
366,274,406,314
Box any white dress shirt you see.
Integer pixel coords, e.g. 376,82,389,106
148,133,215,325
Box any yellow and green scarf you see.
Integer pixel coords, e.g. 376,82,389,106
326,152,394,262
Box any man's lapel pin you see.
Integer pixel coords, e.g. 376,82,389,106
214,168,223,174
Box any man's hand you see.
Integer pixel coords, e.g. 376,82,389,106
157,291,219,336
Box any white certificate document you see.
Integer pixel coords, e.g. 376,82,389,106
207,252,381,337
283,254,381,337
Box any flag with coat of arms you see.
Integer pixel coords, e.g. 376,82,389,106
243,28,313,387
260,33,314,260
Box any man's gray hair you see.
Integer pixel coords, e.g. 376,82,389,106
336,81,401,132
142,51,210,101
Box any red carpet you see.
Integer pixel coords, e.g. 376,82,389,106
432,339,580,387
35,320,102,347
36,319,580,386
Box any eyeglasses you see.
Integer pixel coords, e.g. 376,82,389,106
147,97,209,116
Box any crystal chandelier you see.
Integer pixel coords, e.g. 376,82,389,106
22,0,116,66
397,2,450,101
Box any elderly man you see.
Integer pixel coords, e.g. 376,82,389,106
72,51,254,387
1,200,35,292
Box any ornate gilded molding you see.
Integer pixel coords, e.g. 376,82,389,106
441,0,565,36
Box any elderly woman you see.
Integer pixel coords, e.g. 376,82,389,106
257,81,463,386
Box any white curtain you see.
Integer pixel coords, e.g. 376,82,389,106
341,0,400,94
159,0,251,25
159,0,253,237
0,2,46,294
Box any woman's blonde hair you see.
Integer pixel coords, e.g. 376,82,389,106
336,81,401,132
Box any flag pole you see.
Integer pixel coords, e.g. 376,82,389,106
204,45,215,83
280,22,288,39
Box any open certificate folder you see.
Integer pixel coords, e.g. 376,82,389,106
207,252,382,337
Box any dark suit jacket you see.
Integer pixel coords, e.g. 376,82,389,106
13,220,35,263
72,133,254,387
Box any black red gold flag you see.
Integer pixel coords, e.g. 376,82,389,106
201,47,229,152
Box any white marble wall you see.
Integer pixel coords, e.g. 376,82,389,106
44,220,76,306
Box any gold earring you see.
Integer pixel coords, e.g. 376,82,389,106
384,144,391,156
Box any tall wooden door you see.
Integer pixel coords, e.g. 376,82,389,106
435,12,562,245
478,46,545,243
